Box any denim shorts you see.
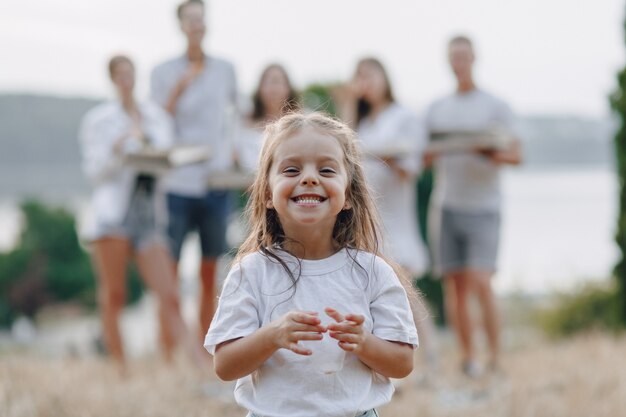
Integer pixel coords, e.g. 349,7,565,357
166,191,233,260
247,410,378,417
92,180,165,251
430,207,501,275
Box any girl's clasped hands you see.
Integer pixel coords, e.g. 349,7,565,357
271,307,367,356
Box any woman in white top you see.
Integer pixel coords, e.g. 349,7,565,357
79,55,206,375
336,57,438,372
235,63,300,173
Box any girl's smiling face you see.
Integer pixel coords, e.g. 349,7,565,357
267,127,351,236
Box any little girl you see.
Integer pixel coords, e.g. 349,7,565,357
205,113,418,417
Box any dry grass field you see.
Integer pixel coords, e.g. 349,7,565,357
2,331,625,417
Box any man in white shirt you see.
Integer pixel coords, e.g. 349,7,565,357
425,36,522,377
151,0,238,355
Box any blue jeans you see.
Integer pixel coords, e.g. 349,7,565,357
166,191,233,260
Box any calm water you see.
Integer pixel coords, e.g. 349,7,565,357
0,166,619,296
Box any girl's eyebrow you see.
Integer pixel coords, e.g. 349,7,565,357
278,155,341,164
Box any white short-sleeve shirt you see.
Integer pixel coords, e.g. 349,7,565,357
358,103,429,275
78,101,173,239
205,249,418,417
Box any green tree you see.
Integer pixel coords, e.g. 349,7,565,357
0,200,143,327
610,10,626,325
301,83,339,117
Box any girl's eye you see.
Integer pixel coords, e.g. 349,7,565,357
283,167,299,175
320,168,336,175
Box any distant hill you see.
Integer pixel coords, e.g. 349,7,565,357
0,94,101,200
0,94,617,200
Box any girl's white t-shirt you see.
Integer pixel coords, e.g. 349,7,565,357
205,249,418,417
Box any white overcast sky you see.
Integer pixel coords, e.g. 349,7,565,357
1,0,624,117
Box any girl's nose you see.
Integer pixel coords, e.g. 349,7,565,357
300,168,319,186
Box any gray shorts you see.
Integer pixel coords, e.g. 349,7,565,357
429,207,500,276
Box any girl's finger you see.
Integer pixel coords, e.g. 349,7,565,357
289,342,312,356
338,341,357,352
345,314,365,325
327,322,359,333
293,323,327,333
293,312,321,326
329,332,360,344
324,307,344,323
293,332,324,342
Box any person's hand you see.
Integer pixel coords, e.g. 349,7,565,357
325,307,368,353
112,126,143,155
331,81,360,103
176,61,205,93
474,146,497,158
269,311,326,355
381,157,410,180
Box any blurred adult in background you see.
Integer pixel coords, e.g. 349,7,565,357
150,0,238,351
335,57,438,374
425,35,522,377
235,63,300,173
79,55,207,375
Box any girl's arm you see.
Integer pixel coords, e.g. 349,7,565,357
325,308,414,379
213,325,279,381
356,333,414,379
213,311,326,381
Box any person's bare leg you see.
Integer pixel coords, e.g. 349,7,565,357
470,270,500,368
157,259,179,362
91,238,132,375
445,272,474,364
443,274,458,331
135,242,209,371
199,257,218,341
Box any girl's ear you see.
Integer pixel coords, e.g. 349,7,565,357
343,199,352,210
266,192,274,209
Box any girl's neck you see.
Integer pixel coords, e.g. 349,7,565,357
281,225,337,260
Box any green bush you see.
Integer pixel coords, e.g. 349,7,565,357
535,282,622,337
0,200,143,328
301,83,339,117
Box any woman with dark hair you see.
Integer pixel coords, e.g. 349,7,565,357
79,55,208,375
336,57,438,377
235,63,299,172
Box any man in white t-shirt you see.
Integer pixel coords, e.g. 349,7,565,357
425,36,522,377
150,0,238,357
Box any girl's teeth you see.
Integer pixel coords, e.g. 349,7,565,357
296,197,321,204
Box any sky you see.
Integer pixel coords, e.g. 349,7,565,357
1,0,624,117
